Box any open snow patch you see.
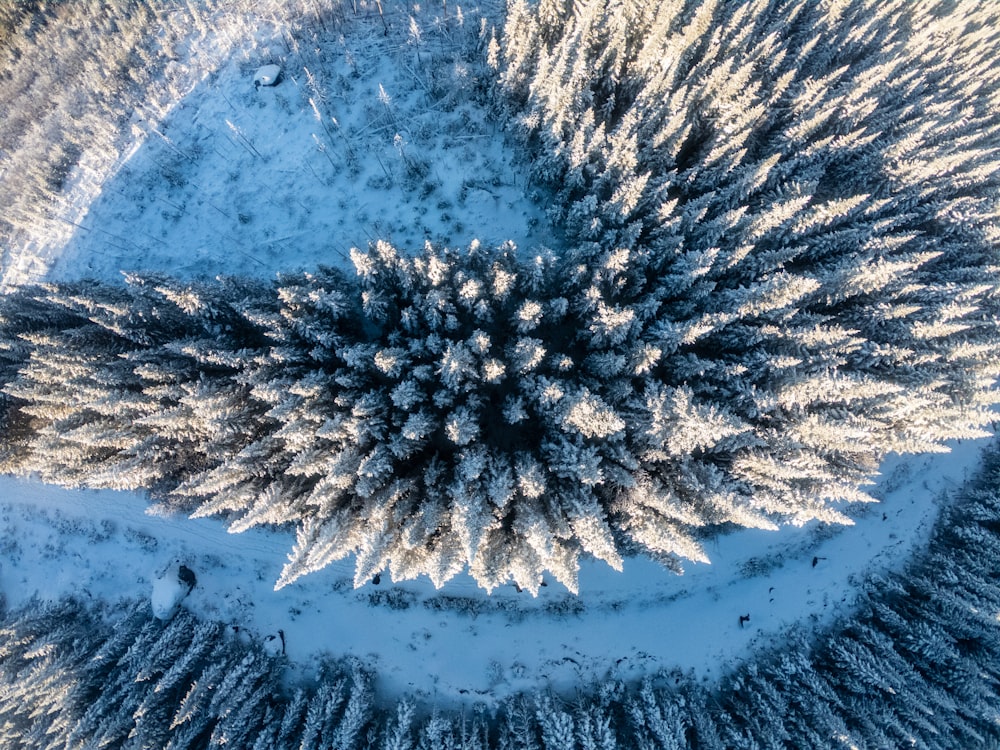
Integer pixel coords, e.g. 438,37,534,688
36,6,552,285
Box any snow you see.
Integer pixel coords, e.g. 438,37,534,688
0,434,988,706
20,7,551,288
0,0,995,713
262,631,285,657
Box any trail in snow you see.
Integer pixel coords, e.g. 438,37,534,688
0,434,987,706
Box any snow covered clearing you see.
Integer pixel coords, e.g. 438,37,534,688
0,434,988,706
30,4,549,286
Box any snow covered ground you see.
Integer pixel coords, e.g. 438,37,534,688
1,0,996,713
18,4,550,288
0,436,988,707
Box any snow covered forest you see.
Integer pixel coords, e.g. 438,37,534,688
2,0,1000,747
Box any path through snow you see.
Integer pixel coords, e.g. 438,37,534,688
0,435,987,706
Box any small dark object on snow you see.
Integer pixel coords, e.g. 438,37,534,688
278,629,286,655
372,573,381,585
812,556,827,568
739,614,750,628
882,513,888,521
178,564,196,591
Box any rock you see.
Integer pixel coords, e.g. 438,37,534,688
152,561,192,620
254,64,282,87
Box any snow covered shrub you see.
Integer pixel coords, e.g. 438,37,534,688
2,0,1000,594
